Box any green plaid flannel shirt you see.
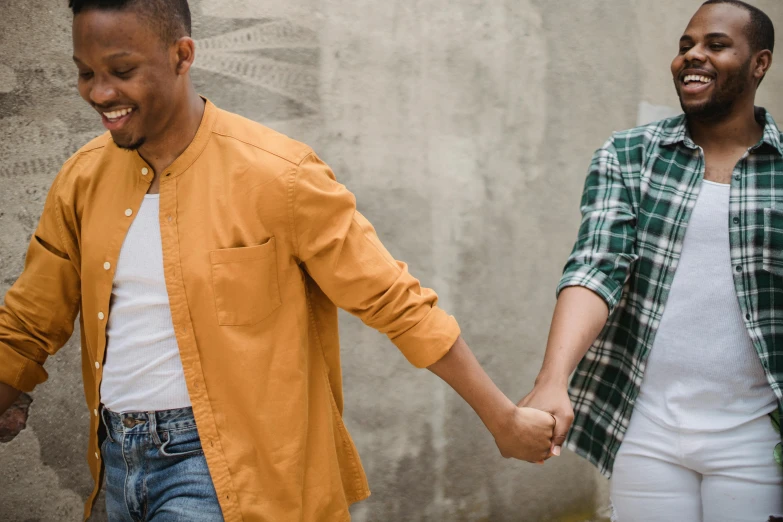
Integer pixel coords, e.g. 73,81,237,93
558,108,783,477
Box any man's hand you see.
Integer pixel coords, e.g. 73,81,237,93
491,406,556,462
426,336,557,463
518,381,574,458
0,382,21,417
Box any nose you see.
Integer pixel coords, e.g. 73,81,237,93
89,75,119,108
683,43,707,64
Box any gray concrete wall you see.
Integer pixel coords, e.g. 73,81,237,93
0,0,781,520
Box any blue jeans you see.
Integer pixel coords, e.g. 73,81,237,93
100,406,224,521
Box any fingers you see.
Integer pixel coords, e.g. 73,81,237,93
550,409,574,457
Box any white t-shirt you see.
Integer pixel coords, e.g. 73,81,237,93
100,194,191,413
635,179,778,431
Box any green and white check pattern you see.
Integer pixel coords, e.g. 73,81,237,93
558,109,783,477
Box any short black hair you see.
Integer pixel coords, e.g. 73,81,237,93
69,0,192,44
701,0,775,54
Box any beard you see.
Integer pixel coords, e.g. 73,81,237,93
676,58,751,122
114,135,146,151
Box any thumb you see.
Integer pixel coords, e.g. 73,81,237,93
550,415,571,457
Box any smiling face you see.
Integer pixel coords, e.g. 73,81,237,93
72,9,183,150
671,3,758,122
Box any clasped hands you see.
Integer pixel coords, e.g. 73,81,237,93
490,381,574,464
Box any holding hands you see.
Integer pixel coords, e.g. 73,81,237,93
518,379,574,458
490,405,557,463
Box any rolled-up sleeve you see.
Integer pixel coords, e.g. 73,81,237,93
290,153,460,368
557,138,638,315
0,174,81,392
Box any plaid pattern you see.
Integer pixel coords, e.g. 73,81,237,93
558,109,783,477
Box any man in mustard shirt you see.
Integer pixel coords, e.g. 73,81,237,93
0,0,555,520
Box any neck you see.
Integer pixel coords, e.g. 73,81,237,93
687,99,764,151
137,86,205,175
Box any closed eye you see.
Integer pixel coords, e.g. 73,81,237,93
114,68,136,78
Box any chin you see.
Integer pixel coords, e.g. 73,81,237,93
113,135,146,151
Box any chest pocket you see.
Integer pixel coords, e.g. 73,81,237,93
209,238,281,326
763,208,783,277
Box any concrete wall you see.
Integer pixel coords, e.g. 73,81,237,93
0,0,781,520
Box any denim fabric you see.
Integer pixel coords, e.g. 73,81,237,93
100,406,224,521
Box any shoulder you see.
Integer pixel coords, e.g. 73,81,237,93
597,115,685,169
51,132,111,197
609,115,684,151
210,108,314,169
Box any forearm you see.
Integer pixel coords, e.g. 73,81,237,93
427,335,515,434
0,382,21,416
536,286,609,386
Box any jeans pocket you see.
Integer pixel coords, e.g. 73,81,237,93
159,426,205,458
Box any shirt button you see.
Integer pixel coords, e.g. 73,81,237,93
734,174,741,181
141,167,149,176
103,262,111,270
98,312,105,320
95,452,99,459
125,209,133,217
95,361,100,369
732,217,740,225
736,265,743,273
94,409,98,417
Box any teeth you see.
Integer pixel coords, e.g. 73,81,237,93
683,74,713,84
103,108,133,120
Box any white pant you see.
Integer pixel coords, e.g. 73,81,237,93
610,407,783,522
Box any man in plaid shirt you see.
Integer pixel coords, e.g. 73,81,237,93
520,1,782,520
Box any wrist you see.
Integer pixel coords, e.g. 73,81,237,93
482,396,517,436
534,370,569,389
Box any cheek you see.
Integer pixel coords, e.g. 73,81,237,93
671,57,682,76
77,81,91,103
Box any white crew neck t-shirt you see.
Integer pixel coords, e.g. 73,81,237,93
100,194,191,413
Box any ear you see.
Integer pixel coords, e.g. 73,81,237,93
752,49,772,85
172,37,196,76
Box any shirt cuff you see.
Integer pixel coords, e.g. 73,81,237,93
0,345,47,393
391,307,461,368
557,264,623,315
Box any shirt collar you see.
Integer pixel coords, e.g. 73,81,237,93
660,107,783,156
659,113,692,149
110,96,217,182
756,108,783,156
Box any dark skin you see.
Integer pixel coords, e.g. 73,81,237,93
672,3,772,183
71,9,205,194
0,8,557,463
520,3,773,460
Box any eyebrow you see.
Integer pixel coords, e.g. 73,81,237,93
72,51,133,64
704,32,731,39
680,32,732,43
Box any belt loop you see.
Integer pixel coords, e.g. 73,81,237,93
100,406,115,443
148,411,162,446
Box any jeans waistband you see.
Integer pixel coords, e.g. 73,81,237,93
101,406,196,434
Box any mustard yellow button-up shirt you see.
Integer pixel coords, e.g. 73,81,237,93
0,100,460,521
